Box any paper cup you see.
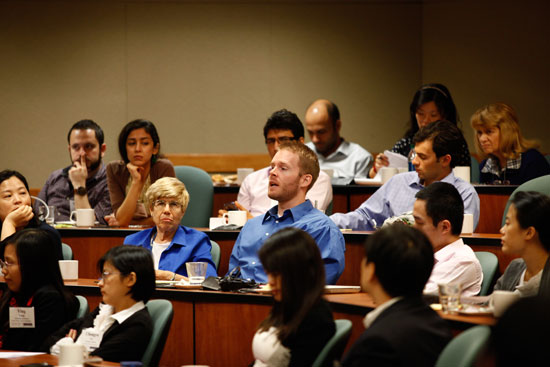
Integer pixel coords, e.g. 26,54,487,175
59,260,78,281
461,213,474,234
380,167,398,184
209,217,226,230
58,343,86,366
453,166,471,183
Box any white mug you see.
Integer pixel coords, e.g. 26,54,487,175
59,260,78,281
222,210,247,227
380,167,398,184
58,342,87,366
453,166,471,183
491,290,520,317
461,213,474,234
70,208,95,227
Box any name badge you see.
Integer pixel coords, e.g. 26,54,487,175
78,328,102,351
9,307,35,328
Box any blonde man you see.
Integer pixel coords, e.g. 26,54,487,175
123,177,217,281
228,142,346,284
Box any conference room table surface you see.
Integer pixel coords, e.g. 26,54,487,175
56,279,495,367
59,227,511,286
213,183,516,234
0,352,119,367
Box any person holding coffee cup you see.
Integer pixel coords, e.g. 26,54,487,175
0,228,78,351
0,170,63,260
45,246,154,362
123,177,216,281
493,191,550,297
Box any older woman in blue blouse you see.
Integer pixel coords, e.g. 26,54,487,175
123,177,216,281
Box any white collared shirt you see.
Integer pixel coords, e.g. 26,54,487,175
363,297,403,329
424,238,483,297
306,140,373,179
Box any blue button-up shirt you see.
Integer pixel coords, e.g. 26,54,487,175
330,171,480,231
124,226,217,277
228,200,346,284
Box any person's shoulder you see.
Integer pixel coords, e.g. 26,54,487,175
179,225,209,240
125,227,153,242
522,148,547,162
33,284,65,302
346,141,371,155
44,167,69,183
154,158,174,167
106,160,126,174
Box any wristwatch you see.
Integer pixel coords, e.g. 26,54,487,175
74,186,87,196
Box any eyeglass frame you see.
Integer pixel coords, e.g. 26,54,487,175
0,258,17,271
265,136,297,145
98,271,122,282
152,199,183,211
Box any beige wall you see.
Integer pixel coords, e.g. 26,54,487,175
1,0,548,188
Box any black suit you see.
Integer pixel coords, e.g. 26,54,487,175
342,297,452,367
43,305,152,362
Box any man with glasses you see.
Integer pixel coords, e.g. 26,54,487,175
236,109,332,217
37,120,111,224
330,121,480,230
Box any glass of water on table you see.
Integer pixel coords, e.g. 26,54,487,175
186,262,207,285
438,282,462,313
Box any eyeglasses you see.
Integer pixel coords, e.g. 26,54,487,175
265,136,296,145
98,271,121,282
153,200,182,210
0,258,16,271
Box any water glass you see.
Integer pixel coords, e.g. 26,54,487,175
438,282,462,313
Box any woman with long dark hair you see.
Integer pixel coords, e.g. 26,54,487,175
252,227,335,366
369,83,471,177
106,119,175,227
0,229,77,351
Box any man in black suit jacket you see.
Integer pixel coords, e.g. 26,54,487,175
341,224,452,366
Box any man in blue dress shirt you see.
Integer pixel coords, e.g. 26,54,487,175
330,120,480,231
228,141,346,284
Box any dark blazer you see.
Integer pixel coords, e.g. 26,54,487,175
480,148,550,185
0,284,77,352
342,297,452,367
43,305,153,362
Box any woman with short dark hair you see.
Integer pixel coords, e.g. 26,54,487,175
45,245,156,362
0,229,77,351
252,227,335,366
106,119,175,227
494,191,550,296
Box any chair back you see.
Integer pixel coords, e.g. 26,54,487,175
501,175,550,226
142,299,174,367
474,251,499,296
435,325,491,367
62,243,74,260
75,295,89,318
210,240,221,271
174,166,214,228
312,319,353,367
470,156,480,183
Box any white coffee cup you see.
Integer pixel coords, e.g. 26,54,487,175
59,260,78,281
70,208,95,227
209,217,226,230
453,166,471,183
380,167,398,184
491,290,520,317
236,168,254,185
223,210,247,227
58,342,87,366
461,213,474,234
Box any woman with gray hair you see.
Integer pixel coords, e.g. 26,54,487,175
123,177,217,281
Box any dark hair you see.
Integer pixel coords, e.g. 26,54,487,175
98,246,155,303
415,182,464,236
364,224,434,297
510,191,550,251
118,119,161,164
258,227,325,341
0,229,70,302
405,83,459,139
263,109,304,140
0,170,40,228
67,119,104,145
493,296,550,366
413,120,465,168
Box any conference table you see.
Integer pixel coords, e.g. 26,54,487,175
0,352,119,367
60,279,495,367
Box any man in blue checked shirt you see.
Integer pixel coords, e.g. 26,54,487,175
330,120,480,231
228,141,345,284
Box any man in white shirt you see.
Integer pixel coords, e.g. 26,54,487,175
236,109,333,217
305,99,372,179
413,182,483,296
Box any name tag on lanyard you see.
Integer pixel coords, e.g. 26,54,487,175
9,307,35,328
